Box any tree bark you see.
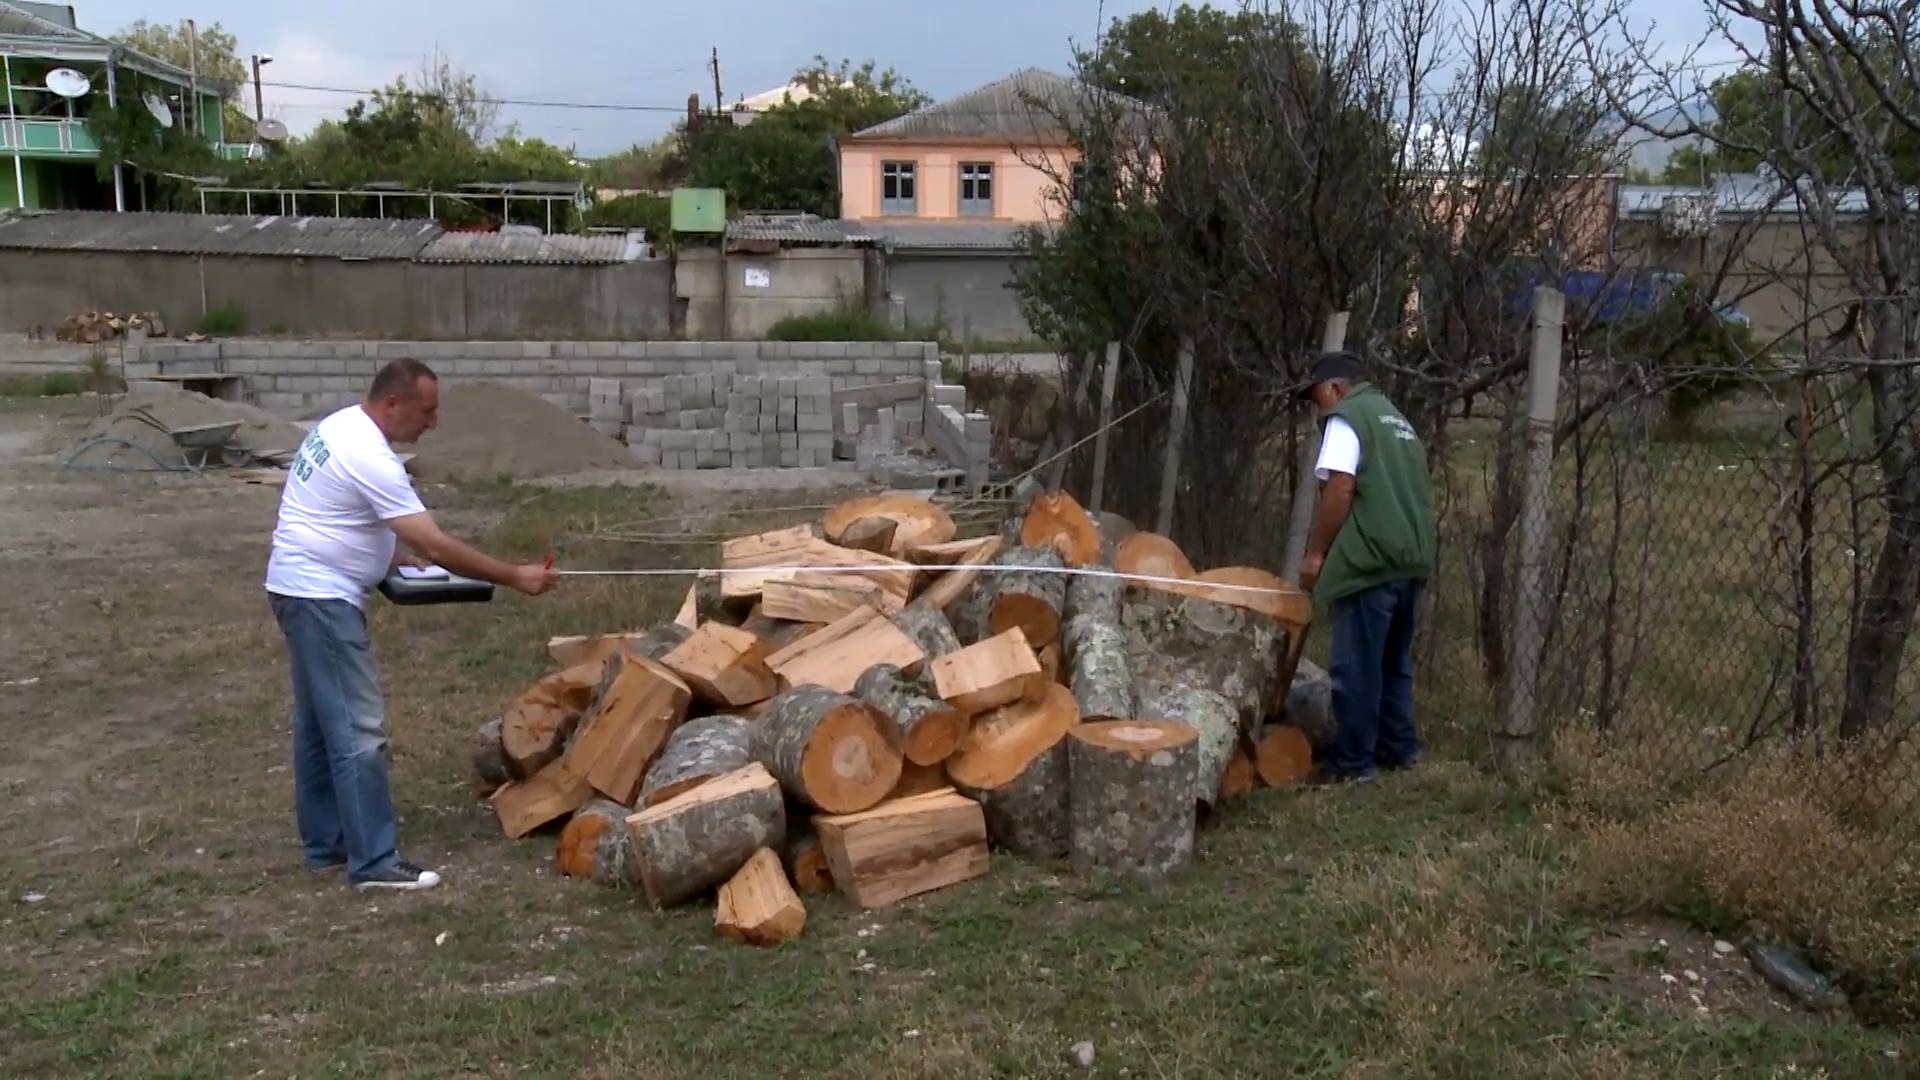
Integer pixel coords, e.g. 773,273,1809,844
946,683,1079,858
639,715,754,808
1120,586,1287,735
555,798,638,887
976,546,1069,648
1136,681,1239,811
1067,720,1199,878
1063,613,1134,721
626,763,786,908
893,601,963,664
750,685,903,813
853,663,969,766
1285,658,1336,750
472,717,512,797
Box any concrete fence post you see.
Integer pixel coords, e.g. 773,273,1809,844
1155,336,1196,537
1089,341,1122,515
1499,286,1565,785
1281,312,1350,581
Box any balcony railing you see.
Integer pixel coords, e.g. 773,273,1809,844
0,117,101,156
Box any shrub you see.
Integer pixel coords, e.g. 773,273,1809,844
765,306,895,342
194,303,246,337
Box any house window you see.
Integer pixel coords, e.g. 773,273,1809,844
959,163,994,216
881,161,917,216
1070,161,1091,209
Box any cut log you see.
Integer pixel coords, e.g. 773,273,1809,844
1113,531,1197,583
1255,725,1314,787
822,493,956,555
501,661,604,779
889,760,951,800
1039,642,1063,686
625,762,786,908
837,516,900,555
715,847,807,946
721,524,819,603
812,788,990,908
639,715,754,808
918,535,1004,611
1020,490,1101,566
945,683,1079,858
976,546,1069,648
1121,587,1289,736
763,605,925,694
1136,681,1240,811
549,624,692,671
931,627,1047,714
563,654,693,805
853,663,969,767
660,622,778,708
491,760,595,840
555,798,639,886
893,601,962,663
1182,566,1314,625
762,573,906,622
783,822,835,894
1284,659,1336,751
1067,720,1199,877
472,717,512,797
1096,511,1137,551
1065,571,1123,624
1062,614,1135,722
1220,745,1257,801
751,685,904,813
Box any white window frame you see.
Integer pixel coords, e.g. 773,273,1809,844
881,160,918,216
958,162,994,216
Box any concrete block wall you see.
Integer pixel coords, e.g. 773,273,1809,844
624,375,834,469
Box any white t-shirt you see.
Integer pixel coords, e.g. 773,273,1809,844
1315,415,1363,481
265,405,427,607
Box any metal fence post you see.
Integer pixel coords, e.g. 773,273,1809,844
1281,312,1351,580
1089,341,1121,515
1499,286,1565,783
1155,336,1195,536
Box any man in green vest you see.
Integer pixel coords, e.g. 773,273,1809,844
1295,351,1436,783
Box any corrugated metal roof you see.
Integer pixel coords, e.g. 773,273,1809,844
725,215,878,246
417,230,644,265
852,68,1103,141
881,221,1031,251
1617,174,1875,218
0,0,89,39
722,215,1032,252
0,211,443,259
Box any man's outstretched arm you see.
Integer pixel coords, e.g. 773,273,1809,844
387,512,558,596
1298,473,1355,591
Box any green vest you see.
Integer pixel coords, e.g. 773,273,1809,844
1313,384,1436,605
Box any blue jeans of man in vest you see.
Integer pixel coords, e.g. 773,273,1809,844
1325,577,1426,778
268,593,403,882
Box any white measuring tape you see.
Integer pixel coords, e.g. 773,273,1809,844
556,562,1298,597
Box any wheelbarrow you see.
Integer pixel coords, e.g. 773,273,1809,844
165,420,245,469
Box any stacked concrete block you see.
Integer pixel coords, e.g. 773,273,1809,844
588,377,627,439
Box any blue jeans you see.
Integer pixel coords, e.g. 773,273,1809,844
268,593,400,881
1326,577,1426,777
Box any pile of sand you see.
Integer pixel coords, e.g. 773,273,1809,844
63,388,309,471
403,382,634,482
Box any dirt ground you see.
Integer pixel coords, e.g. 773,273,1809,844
0,395,1906,1078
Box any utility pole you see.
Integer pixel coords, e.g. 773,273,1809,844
184,18,199,135
252,55,267,125
711,46,723,112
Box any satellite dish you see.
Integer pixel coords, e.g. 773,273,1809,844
143,93,173,127
256,118,289,143
44,68,90,99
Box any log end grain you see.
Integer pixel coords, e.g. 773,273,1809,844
554,799,637,887
1255,725,1314,788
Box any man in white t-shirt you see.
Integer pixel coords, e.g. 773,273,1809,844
265,358,559,890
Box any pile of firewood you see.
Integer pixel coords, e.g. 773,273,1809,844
471,489,1330,947
44,310,169,344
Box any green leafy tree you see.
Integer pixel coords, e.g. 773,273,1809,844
111,19,249,137
588,137,681,192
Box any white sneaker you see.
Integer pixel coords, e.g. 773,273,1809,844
352,860,443,891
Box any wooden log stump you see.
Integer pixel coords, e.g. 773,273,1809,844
822,493,956,556
625,762,787,908
1062,614,1134,722
893,601,962,663
472,717,512,797
1121,587,1288,737
1067,720,1199,877
853,663,969,767
555,798,638,886
783,823,835,894
976,546,1069,648
813,788,990,908
931,627,1048,714
1220,746,1257,801
837,516,900,555
945,683,1079,858
751,685,904,813
1020,490,1100,566
1112,531,1196,582
1136,681,1240,811
715,847,808,946
660,623,778,708
639,715,754,808
564,654,693,805
1255,725,1314,787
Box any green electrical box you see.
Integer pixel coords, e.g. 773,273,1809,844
670,188,726,234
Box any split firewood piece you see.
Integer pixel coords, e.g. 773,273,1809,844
918,535,1004,611
931,627,1048,714
1122,586,1289,736
812,788,990,909
751,685,904,813
563,653,693,805
1136,681,1241,812
1220,745,1258,801
945,683,1080,858
1112,531,1197,583
822,492,957,556
638,715,754,808
837,516,900,555
491,760,595,840
548,623,692,671
721,524,819,603
675,572,731,631
853,663,969,767
1179,566,1313,625
1020,490,1101,566
975,547,1069,649
555,798,638,886
1067,720,1199,877
625,762,786,908
763,605,925,695
783,822,835,894
762,573,906,623
715,847,808,947
893,601,962,663
501,660,603,779
906,536,998,566
1063,614,1134,722
1255,724,1314,788
796,539,918,598
889,759,951,800
472,717,512,797
660,623,778,708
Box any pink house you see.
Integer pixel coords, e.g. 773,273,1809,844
839,69,1088,225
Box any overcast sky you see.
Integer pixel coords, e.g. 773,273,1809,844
64,0,1737,157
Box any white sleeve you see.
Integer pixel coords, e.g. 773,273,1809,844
340,449,427,521
1315,416,1362,480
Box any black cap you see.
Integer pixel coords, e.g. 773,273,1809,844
1294,350,1367,400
